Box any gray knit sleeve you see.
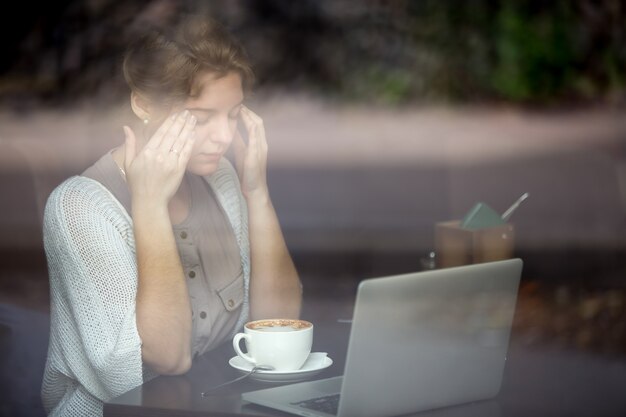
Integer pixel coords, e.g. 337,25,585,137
41,177,149,417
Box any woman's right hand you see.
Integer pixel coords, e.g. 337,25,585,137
123,110,196,206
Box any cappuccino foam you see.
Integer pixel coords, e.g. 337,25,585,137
247,319,312,332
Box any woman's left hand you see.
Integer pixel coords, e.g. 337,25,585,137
233,106,269,200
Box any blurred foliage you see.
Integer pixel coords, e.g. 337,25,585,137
491,1,621,103
0,0,624,107
326,0,626,105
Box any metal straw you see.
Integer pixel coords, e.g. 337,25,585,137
501,192,529,221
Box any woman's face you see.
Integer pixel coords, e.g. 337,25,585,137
180,71,244,176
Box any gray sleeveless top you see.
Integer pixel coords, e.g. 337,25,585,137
83,150,244,356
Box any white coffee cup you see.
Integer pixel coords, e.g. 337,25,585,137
232,318,313,371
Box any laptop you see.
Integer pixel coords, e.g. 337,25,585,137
242,258,523,417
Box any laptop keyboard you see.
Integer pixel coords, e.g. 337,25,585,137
291,394,340,415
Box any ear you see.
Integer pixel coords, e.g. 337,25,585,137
130,91,151,122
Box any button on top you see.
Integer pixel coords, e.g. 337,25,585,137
188,270,196,278
228,299,235,308
199,311,207,319
180,231,188,239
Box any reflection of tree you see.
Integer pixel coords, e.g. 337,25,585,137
577,0,626,99
490,0,626,103
1,0,191,105
1,0,624,106
219,0,626,105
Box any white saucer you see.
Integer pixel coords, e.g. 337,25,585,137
229,352,333,383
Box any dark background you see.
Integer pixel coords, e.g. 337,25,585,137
1,1,625,416
1,0,625,107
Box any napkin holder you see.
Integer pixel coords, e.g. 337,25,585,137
435,203,514,268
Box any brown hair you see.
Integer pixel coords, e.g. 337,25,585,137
123,14,254,107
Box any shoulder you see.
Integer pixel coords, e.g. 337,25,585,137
44,176,130,230
46,176,115,210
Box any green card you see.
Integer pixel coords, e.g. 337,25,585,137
461,202,505,230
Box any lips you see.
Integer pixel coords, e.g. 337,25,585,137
198,153,222,162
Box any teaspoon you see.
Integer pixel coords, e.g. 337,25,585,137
201,364,275,397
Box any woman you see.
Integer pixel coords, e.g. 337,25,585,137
41,14,302,417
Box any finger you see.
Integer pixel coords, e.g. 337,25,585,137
177,128,197,168
160,110,190,153
232,129,247,174
240,107,259,144
246,123,259,165
241,107,266,164
232,128,247,155
259,128,268,172
144,113,177,150
171,114,196,154
123,126,136,171
241,106,265,139
241,105,263,124
240,109,256,135
257,119,267,154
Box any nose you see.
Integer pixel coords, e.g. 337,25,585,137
209,116,234,145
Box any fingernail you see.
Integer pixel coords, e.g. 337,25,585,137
190,115,197,125
183,109,189,117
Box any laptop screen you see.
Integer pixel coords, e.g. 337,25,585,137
243,259,523,417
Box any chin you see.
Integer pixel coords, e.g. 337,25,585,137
187,162,220,177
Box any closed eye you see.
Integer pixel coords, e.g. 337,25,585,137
187,103,242,124
189,109,213,125
195,115,211,125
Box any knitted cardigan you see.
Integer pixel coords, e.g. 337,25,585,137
41,159,250,417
